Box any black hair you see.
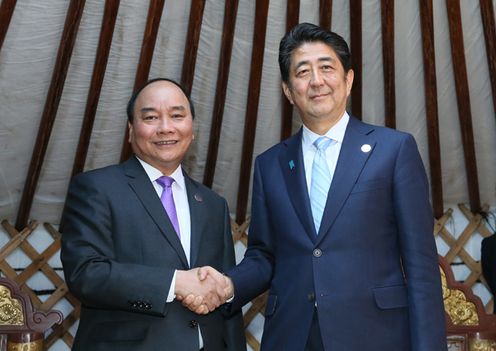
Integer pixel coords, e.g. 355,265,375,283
126,78,196,122
279,22,351,83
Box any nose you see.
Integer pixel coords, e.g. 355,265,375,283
310,69,324,87
157,117,174,133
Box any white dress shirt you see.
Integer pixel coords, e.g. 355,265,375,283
136,157,204,349
301,112,349,192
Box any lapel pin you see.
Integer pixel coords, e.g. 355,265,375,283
289,160,295,170
194,194,203,202
361,144,372,153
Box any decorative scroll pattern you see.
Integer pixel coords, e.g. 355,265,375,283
0,286,23,326
441,267,479,326
469,338,496,351
7,339,43,351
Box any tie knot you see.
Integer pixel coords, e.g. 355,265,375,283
156,175,174,188
313,136,332,151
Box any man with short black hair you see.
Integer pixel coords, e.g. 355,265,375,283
193,23,447,351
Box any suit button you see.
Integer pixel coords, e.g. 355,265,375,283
313,248,322,257
189,320,198,328
145,303,152,309
307,293,315,302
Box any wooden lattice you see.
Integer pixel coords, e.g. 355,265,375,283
0,220,80,350
434,204,494,313
0,203,494,350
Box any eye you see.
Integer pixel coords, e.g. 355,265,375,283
296,68,309,77
142,115,157,121
171,113,185,119
321,64,333,71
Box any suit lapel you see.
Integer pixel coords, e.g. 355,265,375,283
123,157,189,268
184,173,206,268
316,117,376,242
279,129,318,240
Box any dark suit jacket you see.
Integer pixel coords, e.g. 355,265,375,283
481,234,496,313
61,156,246,351
228,116,447,351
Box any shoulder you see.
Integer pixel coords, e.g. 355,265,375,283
256,131,301,162
73,163,122,180
349,117,418,156
350,117,411,141
70,163,124,189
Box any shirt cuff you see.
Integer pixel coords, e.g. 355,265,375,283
166,270,177,303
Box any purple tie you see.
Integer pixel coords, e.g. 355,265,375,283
156,176,181,238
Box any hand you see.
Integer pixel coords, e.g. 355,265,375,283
180,266,234,314
197,266,234,300
175,268,228,314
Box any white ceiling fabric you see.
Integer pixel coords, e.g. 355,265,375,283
0,0,495,225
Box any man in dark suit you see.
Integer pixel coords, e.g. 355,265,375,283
61,78,246,351
481,234,496,313
192,23,447,350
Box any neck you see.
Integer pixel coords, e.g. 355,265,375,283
303,112,344,135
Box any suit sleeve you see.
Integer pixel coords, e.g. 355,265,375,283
60,173,173,316
393,134,447,350
220,200,247,350
228,157,274,310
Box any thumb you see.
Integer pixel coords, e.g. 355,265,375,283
197,266,208,281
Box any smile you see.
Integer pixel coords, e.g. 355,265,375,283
155,140,178,145
310,93,329,99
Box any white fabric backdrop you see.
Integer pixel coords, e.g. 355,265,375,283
0,1,495,224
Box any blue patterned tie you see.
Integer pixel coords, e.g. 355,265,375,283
310,136,333,233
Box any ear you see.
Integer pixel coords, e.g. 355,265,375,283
345,69,354,97
282,81,294,105
127,122,133,143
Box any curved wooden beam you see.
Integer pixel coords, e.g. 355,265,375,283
71,0,120,177
0,0,16,52
203,0,239,187
419,0,444,218
235,0,270,224
445,0,481,213
120,0,165,162
280,0,300,141
181,0,206,96
15,0,86,231
349,0,362,119
381,0,395,129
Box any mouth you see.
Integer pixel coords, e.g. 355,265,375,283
310,93,329,100
154,140,178,146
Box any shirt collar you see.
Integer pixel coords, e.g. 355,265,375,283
135,156,186,190
302,112,349,149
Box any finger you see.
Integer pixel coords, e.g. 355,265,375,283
181,294,196,306
196,304,209,315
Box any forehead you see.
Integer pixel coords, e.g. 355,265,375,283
290,41,340,67
135,81,189,110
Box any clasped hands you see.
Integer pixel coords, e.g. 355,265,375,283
175,266,233,315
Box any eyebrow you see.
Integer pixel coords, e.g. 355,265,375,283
169,105,186,112
139,107,157,114
139,105,186,114
294,56,335,71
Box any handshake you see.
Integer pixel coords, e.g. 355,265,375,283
175,266,234,315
